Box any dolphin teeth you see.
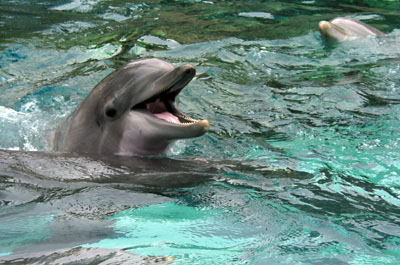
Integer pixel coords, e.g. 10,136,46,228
176,114,199,123
165,119,196,126
163,116,199,126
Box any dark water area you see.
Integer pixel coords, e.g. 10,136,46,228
1,0,400,264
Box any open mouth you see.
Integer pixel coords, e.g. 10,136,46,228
131,69,201,126
133,91,199,125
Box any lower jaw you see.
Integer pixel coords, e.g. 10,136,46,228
153,111,181,124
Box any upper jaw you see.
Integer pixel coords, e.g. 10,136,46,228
131,64,209,129
146,64,196,105
133,64,195,107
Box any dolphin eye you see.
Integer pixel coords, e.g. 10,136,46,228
105,108,118,118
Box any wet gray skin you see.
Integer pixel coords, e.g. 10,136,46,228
318,17,384,42
51,58,209,156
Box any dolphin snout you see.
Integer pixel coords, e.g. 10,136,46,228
178,64,196,78
318,20,331,32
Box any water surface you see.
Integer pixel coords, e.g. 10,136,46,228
1,0,400,264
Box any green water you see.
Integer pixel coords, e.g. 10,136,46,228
1,0,400,264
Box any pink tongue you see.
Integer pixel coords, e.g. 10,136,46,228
154,112,180,124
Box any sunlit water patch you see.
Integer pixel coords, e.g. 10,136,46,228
0,211,54,255
85,202,253,264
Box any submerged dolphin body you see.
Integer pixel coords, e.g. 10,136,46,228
318,17,384,42
52,58,209,156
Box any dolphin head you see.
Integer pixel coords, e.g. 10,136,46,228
318,17,384,43
318,20,350,42
58,58,209,156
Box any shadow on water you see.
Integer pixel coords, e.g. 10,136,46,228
0,148,314,262
0,247,175,265
1,147,399,263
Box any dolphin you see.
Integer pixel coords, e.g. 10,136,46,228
318,17,384,42
51,58,209,156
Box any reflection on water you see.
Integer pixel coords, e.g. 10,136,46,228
1,0,400,264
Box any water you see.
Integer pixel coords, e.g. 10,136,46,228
1,0,400,264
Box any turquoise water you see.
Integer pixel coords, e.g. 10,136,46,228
1,0,400,264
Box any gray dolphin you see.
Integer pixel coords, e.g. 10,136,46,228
318,17,384,42
51,58,209,156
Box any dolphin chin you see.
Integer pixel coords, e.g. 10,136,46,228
318,17,384,43
51,58,209,156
